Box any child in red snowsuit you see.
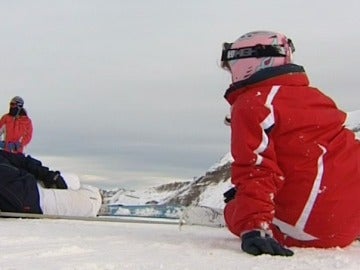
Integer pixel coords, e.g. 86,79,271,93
221,31,360,256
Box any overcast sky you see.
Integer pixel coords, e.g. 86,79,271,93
1,1,360,189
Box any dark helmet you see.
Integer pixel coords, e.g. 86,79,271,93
10,96,24,108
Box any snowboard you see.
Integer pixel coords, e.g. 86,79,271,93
99,203,225,227
99,204,184,219
180,205,225,227
0,204,225,227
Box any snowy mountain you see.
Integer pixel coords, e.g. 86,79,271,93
101,110,360,210
100,153,233,210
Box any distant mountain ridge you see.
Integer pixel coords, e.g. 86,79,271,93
102,110,360,209
101,154,233,209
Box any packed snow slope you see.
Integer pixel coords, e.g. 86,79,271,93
1,218,360,270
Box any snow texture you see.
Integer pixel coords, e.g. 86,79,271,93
1,218,360,270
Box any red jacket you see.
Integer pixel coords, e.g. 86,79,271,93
224,64,360,248
0,113,33,153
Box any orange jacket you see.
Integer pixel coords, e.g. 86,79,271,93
0,113,33,153
223,64,360,248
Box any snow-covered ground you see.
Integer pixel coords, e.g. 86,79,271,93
1,217,360,270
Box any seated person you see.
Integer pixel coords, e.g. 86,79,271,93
0,150,101,217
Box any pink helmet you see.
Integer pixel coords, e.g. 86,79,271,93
221,31,295,83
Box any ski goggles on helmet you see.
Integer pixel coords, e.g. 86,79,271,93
220,39,295,70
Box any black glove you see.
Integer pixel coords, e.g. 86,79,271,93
241,230,294,256
43,171,68,189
